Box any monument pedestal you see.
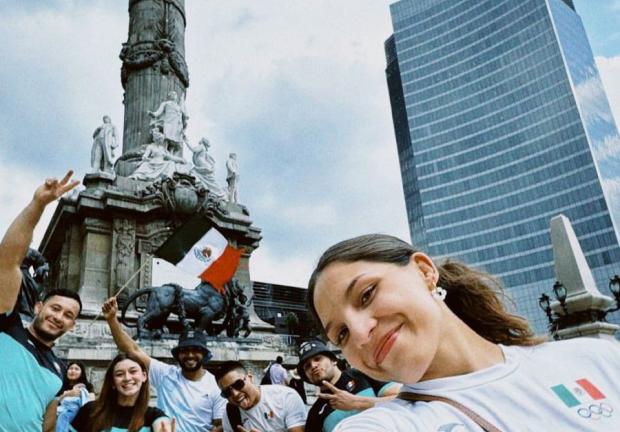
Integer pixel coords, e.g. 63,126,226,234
549,215,619,339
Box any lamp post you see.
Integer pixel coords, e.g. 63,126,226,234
538,293,552,324
539,276,620,337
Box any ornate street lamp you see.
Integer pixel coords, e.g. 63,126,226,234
552,281,568,314
538,293,553,325
609,275,620,312
539,276,620,336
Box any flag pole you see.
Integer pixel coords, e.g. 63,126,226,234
88,256,152,326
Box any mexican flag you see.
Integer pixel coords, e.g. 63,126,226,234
155,215,243,293
550,378,606,408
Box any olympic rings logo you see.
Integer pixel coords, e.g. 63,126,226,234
577,403,613,420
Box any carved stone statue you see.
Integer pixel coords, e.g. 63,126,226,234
17,248,48,321
90,115,118,174
120,280,231,338
226,153,239,203
224,280,252,338
148,91,188,154
185,137,225,198
130,129,189,181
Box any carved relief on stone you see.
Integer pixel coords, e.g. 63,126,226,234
112,219,136,301
138,172,227,216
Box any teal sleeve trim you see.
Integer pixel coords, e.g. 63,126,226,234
376,382,398,397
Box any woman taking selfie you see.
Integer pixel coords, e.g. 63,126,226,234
70,353,173,432
308,234,620,431
56,361,94,432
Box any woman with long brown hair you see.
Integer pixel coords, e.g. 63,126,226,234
70,353,174,432
308,234,620,431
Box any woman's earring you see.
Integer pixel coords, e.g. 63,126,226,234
432,286,447,301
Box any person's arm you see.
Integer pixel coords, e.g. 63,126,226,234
42,399,57,432
0,172,78,314
101,297,151,369
288,427,304,432
318,381,398,411
210,419,223,432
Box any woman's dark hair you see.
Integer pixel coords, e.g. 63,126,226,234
308,234,542,346
61,360,94,393
90,353,150,432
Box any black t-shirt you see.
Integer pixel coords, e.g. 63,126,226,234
70,401,167,432
306,368,391,432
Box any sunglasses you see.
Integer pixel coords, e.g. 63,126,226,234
221,376,247,398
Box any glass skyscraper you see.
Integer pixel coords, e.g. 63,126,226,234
386,0,620,333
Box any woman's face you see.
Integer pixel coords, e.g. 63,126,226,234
67,363,82,381
313,253,442,384
112,359,147,400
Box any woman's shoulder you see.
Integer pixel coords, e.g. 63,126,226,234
332,399,441,432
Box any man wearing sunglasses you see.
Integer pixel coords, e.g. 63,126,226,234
216,361,307,432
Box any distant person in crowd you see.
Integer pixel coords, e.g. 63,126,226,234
308,234,620,431
215,361,307,432
102,297,226,432
297,339,400,432
270,355,290,385
56,361,95,432
287,368,307,404
0,171,81,432
70,353,173,432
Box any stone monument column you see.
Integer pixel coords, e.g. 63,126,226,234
119,0,189,155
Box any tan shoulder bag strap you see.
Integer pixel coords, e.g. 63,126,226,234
398,392,503,432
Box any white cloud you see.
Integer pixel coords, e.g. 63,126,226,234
0,161,60,249
592,134,620,162
575,72,615,125
596,55,620,127
603,176,620,226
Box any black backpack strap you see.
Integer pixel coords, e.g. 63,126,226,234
226,402,242,430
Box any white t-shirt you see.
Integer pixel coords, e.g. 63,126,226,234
223,384,307,432
270,363,289,385
149,358,226,432
334,338,620,431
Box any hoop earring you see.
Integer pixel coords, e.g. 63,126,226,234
432,286,447,301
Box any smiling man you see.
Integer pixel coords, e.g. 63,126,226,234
216,361,307,432
0,172,81,432
297,339,400,432
102,297,226,432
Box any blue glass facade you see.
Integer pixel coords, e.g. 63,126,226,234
386,0,620,333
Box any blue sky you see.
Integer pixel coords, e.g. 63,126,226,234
1,1,620,289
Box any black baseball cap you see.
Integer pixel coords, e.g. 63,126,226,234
296,338,338,383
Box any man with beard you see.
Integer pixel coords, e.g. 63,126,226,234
216,361,306,432
0,171,81,432
102,297,226,432
297,339,400,432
